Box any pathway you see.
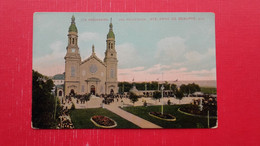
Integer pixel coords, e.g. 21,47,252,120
60,95,203,128
105,105,162,128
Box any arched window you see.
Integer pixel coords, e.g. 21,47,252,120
72,38,74,44
110,69,114,78
71,66,75,76
111,43,113,49
109,42,111,49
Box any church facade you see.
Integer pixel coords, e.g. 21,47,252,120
64,16,118,96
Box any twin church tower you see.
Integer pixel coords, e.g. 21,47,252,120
64,15,118,96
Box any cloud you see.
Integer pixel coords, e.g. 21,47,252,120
182,48,216,70
155,36,216,72
184,51,202,62
33,41,66,76
79,32,101,42
117,43,142,68
118,65,216,82
156,37,186,63
185,48,215,62
145,64,171,74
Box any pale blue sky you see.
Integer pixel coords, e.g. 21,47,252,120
33,12,216,81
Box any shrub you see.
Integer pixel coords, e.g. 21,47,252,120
143,101,147,107
71,102,75,110
167,100,171,105
129,92,139,105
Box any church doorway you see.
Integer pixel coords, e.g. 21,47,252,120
90,85,95,95
58,91,62,96
70,89,75,96
110,89,114,95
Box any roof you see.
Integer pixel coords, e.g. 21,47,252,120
56,84,64,89
107,22,115,39
81,53,106,67
69,23,78,33
129,85,142,96
69,15,78,33
107,30,115,39
52,74,65,80
193,92,204,95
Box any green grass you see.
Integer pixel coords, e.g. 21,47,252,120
122,105,217,128
70,108,140,129
200,87,217,94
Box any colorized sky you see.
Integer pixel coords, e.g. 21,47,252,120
33,12,216,82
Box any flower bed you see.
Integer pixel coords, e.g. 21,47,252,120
148,112,176,121
178,104,217,119
91,115,117,128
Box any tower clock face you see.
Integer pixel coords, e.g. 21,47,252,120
71,48,75,53
89,64,98,73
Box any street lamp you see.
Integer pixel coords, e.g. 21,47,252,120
145,83,147,97
161,85,165,115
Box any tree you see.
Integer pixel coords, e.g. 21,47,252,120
187,83,201,93
150,81,158,90
118,82,132,92
32,70,61,129
171,84,177,96
175,90,184,104
153,90,161,102
180,83,201,95
180,84,188,94
163,81,170,90
129,91,139,106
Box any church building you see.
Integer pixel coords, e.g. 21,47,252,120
64,16,118,96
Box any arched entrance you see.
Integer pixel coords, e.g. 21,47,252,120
58,90,62,96
110,89,114,95
70,89,75,96
90,85,95,95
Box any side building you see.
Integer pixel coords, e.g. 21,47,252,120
51,73,65,98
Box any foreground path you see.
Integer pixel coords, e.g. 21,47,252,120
105,105,162,128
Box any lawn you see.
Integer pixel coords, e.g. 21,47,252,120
200,87,217,94
122,105,217,128
70,108,140,129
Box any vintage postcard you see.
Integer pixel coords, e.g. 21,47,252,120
32,12,217,129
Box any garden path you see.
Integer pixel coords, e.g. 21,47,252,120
105,105,162,128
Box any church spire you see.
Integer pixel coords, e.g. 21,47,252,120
71,15,75,23
107,18,115,39
109,18,113,30
69,15,78,33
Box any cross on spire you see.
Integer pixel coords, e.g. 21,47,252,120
71,15,75,24
109,18,113,30
92,44,95,53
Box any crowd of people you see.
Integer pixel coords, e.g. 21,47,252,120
192,97,217,107
191,96,217,116
62,96,72,105
100,93,129,105
57,109,74,129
